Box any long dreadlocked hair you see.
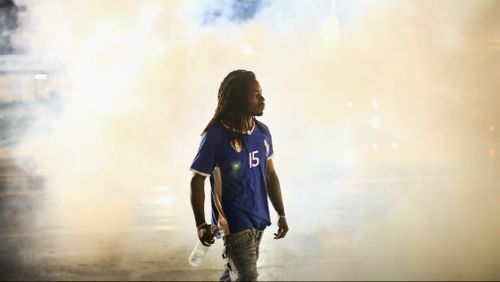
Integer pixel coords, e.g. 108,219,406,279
202,69,258,135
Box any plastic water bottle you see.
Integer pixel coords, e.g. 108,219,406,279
188,224,217,267
188,241,209,267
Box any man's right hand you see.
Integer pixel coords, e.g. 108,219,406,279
197,223,216,246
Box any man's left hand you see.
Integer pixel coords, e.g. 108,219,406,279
273,216,288,239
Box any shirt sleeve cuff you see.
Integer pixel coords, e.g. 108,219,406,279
190,168,211,177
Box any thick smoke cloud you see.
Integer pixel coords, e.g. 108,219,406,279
6,0,500,279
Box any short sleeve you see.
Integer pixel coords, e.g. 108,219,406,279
263,126,274,160
190,130,219,177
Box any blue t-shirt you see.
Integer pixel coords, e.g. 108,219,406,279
190,120,274,234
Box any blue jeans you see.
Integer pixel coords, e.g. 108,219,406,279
219,228,264,281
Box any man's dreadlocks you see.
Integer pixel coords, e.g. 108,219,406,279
202,70,258,135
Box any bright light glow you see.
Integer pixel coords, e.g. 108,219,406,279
148,51,157,60
137,5,161,29
157,45,167,54
341,147,359,165
346,101,354,108
241,45,254,55
34,73,48,80
232,161,241,171
155,195,174,206
370,116,380,128
391,142,399,148
321,16,340,48
372,142,379,148
151,185,169,193
372,99,379,109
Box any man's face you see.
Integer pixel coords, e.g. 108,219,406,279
247,81,265,116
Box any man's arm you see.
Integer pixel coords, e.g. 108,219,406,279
267,159,289,239
191,173,207,227
190,173,215,246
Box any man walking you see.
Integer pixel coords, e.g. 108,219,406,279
190,70,288,281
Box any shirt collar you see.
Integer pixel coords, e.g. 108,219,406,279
221,120,256,135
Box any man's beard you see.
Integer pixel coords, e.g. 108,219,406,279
249,108,264,116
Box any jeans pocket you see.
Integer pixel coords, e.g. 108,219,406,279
229,232,253,250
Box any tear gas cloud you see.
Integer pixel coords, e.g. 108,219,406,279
6,0,500,279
